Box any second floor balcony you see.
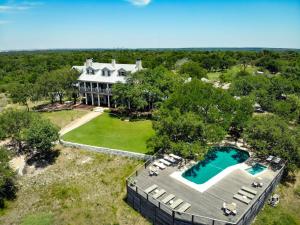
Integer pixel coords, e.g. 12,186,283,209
79,87,112,94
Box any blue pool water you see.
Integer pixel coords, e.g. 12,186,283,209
245,163,267,175
182,147,249,184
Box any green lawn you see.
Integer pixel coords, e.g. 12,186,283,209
62,113,154,153
41,109,88,129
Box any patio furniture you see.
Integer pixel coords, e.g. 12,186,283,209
164,155,176,163
269,194,280,207
241,186,257,195
238,190,255,199
170,199,184,209
169,154,182,161
223,202,237,216
162,194,175,204
159,159,171,166
234,194,251,204
266,155,274,162
177,202,191,213
145,184,158,194
149,166,159,176
152,189,166,199
153,161,166,170
273,157,281,164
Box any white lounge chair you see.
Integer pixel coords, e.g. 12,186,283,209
164,155,176,163
238,190,255,199
152,189,166,199
234,194,251,204
162,194,175,204
149,166,159,176
266,155,274,162
159,159,171,166
169,154,182,161
177,202,191,213
153,161,166,170
241,186,257,195
145,184,158,194
170,199,183,209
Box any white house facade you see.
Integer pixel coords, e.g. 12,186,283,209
73,59,143,107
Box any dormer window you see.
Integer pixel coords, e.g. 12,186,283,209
118,69,127,76
102,68,111,76
87,68,94,74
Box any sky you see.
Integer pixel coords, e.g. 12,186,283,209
0,0,300,50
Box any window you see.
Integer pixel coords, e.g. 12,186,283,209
107,71,111,76
118,70,127,76
102,70,105,76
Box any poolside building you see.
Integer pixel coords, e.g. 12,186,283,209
73,59,143,107
126,146,284,225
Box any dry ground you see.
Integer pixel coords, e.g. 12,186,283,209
0,146,150,225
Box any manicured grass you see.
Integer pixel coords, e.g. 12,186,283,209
0,146,149,225
62,113,154,153
41,109,88,129
253,171,300,225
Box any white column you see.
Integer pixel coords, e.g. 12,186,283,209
98,94,100,106
84,82,87,91
107,83,110,108
97,82,99,92
91,93,94,105
85,93,87,104
90,82,93,92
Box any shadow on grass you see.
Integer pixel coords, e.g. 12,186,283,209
26,149,60,169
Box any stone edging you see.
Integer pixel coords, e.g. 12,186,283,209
59,139,152,160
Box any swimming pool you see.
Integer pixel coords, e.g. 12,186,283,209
182,147,249,184
245,163,267,175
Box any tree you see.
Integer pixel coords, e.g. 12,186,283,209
24,116,59,154
179,61,208,79
0,147,16,208
148,80,249,157
243,115,300,172
0,109,33,152
9,82,34,111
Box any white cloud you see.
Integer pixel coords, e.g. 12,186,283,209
0,1,43,13
127,0,151,7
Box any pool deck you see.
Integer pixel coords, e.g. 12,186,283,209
130,159,283,224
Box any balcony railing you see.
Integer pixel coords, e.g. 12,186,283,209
79,87,112,94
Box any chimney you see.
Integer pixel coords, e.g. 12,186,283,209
136,59,142,71
86,58,93,67
111,59,116,68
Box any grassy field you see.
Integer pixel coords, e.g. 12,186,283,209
253,172,300,225
62,113,154,153
41,109,89,129
0,146,149,225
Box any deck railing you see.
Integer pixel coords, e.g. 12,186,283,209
126,150,285,225
79,87,112,94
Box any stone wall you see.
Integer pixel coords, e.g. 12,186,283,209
60,139,152,160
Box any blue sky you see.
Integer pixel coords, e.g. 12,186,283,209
0,0,300,50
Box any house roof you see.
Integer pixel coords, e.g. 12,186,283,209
73,61,141,84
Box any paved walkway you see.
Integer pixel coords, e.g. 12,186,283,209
59,109,104,136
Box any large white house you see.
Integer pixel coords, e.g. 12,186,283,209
73,59,143,107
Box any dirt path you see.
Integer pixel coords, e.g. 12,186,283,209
59,109,104,136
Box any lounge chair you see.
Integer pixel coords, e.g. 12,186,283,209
234,194,251,204
170,199,183,209
159,159,171,166
153,161,166,170
273,157,281,164
145,184,158,194
238,190,255,199
164,155,176,163
241,186,257,195
223,202,237,216
162,194,175,204
152,189,166,199
169,154,182,161
252,181,263,188
177,202,191,213
266,155,274,162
